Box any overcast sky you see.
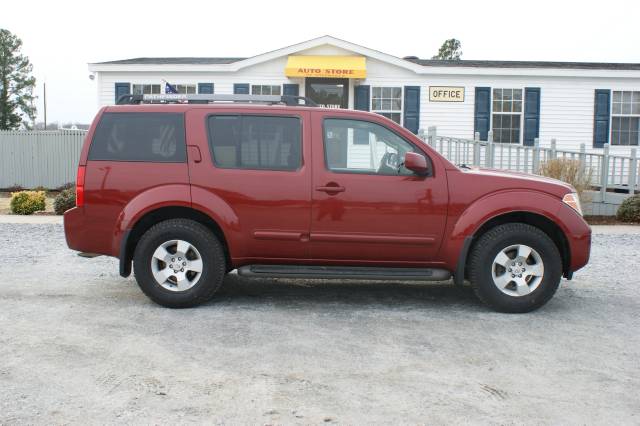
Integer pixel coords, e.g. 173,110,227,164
2,0,639,123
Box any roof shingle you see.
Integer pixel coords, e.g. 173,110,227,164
93,56,640,70
95,57,246,65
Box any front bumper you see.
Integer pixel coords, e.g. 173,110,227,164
558,204,591,274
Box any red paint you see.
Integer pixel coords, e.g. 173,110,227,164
64,104,591,277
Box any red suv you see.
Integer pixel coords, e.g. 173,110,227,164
64,94,591,312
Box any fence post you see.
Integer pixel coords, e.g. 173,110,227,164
550,138,557,160
486,130,494,168
427,126,437,147
473,132,481,166
629,148,638,194
418,128,426,143
600,143,610,198
532,138,540,174
578,143,586,174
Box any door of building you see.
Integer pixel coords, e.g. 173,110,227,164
305,78,349,109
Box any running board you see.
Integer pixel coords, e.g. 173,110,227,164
237,265,451,281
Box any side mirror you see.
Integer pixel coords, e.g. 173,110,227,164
403,152,430,176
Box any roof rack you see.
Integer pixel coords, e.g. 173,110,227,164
116,93,318,107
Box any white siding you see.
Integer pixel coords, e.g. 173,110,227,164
94,49,640,155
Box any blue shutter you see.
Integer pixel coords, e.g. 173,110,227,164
403,86,420,134
114,82,131,104
283,84,299,96
593,89,611,148
354,85,370,111
198,83,214,94
234,83,250,94
523,87,541,146
474,87,491,141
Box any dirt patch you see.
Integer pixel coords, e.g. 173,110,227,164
585,215,639,225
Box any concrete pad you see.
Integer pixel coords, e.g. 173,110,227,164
590,224,640,234
0,214,63,224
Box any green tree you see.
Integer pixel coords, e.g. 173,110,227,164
0,29,36,130
432,38,462,60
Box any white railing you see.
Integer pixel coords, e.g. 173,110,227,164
419,127,639,195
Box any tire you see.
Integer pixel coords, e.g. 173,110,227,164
468,223,562,313
133,219,226,308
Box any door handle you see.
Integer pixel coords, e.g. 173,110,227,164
316,184,345,194
187,145,202,163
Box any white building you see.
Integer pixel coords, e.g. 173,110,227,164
88,35,640,154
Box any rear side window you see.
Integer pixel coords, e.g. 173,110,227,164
207,115,301,171
89,112,186,162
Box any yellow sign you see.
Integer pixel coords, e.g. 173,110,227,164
429,86,465,102
285,56,367,79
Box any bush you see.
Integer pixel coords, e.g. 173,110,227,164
539,158,593,200
4,184,23,192
10,191,46,215
53,189,76,215
616,195,640,223
55,182,75,192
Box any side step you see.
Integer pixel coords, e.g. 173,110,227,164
237,265,451,281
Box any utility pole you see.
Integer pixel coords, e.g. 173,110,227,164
43,81,47,129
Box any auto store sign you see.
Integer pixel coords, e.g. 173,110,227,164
429,86,465,102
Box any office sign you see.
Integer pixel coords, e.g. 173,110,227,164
429,86,465,102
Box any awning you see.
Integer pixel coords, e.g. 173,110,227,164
285,56,366,79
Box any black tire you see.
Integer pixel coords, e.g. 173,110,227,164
468,223,562,313
133,219,226,308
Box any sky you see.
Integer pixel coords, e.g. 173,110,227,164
1,0,639,124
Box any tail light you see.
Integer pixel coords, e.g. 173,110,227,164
76,165,86,207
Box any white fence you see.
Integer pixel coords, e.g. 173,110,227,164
419,127,639,196
0,130,87,189
0,128,638,198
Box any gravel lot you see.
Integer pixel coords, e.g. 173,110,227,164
1,222,639,424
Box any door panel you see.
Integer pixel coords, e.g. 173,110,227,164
187,109,312,262
309,113,448,264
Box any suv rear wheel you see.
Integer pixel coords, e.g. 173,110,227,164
133,219,226,308
468,223,562,313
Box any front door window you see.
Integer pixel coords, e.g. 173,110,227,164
305,78,349,109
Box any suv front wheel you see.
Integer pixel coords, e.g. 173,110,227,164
468,223,562,313
133,219,226,308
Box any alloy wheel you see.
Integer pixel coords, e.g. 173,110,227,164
491,244,544,297
150,240,203,291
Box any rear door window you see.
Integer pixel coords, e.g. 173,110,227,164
207,115,301,171
89,112,186,162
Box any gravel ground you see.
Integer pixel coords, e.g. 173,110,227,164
0,223,639,424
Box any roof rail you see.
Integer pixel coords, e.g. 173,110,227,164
116,93,318,107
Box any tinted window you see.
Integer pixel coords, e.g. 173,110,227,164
207,115,301,171
323,118,417,175
89,112,186,162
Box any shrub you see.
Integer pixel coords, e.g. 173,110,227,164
539,158,593,200
53,189,76,215
616,195,640,223
4,184,23,192
55,182,75,192
10,191,46,215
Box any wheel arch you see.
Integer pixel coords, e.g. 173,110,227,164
457,211,571,285
119,206,232,277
